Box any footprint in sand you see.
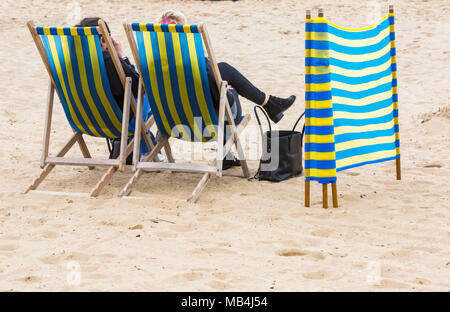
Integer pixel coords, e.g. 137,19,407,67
277,249,307,257
65,252,90,262
423,163,442,168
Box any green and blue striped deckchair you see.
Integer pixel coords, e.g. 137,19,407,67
120,22,251,202
25,20,155,197
304,6,401,208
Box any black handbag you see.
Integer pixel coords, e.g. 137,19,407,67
254,106,305,182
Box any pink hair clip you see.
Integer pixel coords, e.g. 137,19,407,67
161,18,175,24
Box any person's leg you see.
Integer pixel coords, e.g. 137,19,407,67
218,62,295,123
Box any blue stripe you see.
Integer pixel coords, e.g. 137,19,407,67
305,159,336,169
332,81,393,100
333,97,393,113
305,176,337,184
307,36,392,55
193,32,218,139
305,91,332,101
163,31,198,141
305,125,334,135
336,140,399,160
66,36,108,137
79,36,121,137
178,33,204,137
175,24,184,33
306,49,394,69
337,154,399,172
93,36,126,134
334,111,393,127
41,35,81,133
135,31,168,137
305,73,330,84
305,57,330,67
305,108,333,118
305,143,335,152
150,31,178,136
53,36,95,136
335,126,396,143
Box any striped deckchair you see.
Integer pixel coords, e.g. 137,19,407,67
120,22,251,202
25,20,156,197
304,6,401,208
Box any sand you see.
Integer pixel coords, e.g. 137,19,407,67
0,0,449,291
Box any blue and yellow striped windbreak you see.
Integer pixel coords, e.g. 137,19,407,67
36,26,133,138
305,13,400,184
131,23,218,142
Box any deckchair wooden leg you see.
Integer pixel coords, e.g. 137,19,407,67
186,172,211,203
164,141,175,163
305,180,310,207
76,134,95,170
24,133,79,194
89,166,117,197
322,183,328,209
331,182,338,208
119,168,143,197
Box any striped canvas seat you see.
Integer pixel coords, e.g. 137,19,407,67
25,20,156,197
131,23,218,142
36,26,140,138
121,22,251,202
305,12,400,185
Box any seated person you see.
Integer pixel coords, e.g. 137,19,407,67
75,17,164,162
158,10,296,124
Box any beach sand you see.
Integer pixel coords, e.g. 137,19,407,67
0,0,449,291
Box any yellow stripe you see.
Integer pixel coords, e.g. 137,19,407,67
70,28,78,36
305,100,333,109
330,75,392,92
47,36,86,133
60,36,100,136
332,90,393,107
57,28,64,36
142,31,172,134
306,82,331,92
73,36,116,138
43,27,51,35
336,148,398,169
306,117,334,126
305,151,335,161
139,24,147,32
305,168,336,178
86,36,123,131
156,32,189,140
334,119,394,136
168,24,177,32
183,25,191,33
171,32,203,140
335,133,396,152
153,24,162,32
84,28,91,36
305,65,330,75
333,103,393,120
305,134,334,144
306,49,329,59
186,32,214,139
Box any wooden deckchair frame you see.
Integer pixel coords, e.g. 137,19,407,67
24,20,157,197
304,6,401,208
120,22,250,202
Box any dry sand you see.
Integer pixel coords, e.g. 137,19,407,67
0,0,449,291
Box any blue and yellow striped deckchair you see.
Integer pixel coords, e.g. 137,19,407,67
304,6,401,208
120,22,251,202
25,20,156,197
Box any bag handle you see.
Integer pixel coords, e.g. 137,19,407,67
254,105,272,138
292,111,306,134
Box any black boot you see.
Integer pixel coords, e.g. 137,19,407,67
222,151,241,170
263,95,296,123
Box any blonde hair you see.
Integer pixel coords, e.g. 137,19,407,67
158,10,187,24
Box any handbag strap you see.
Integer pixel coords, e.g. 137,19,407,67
292,111,306,141
254,105,272,138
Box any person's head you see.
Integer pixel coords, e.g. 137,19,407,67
158,10,187,24
75,17,110,50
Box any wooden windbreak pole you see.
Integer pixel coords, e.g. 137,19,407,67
322,184,328,208
318,7,324,17
388,4,401,180
305,9,311,208
331,182,338,208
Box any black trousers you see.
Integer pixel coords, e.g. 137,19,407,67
207,61,266,113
